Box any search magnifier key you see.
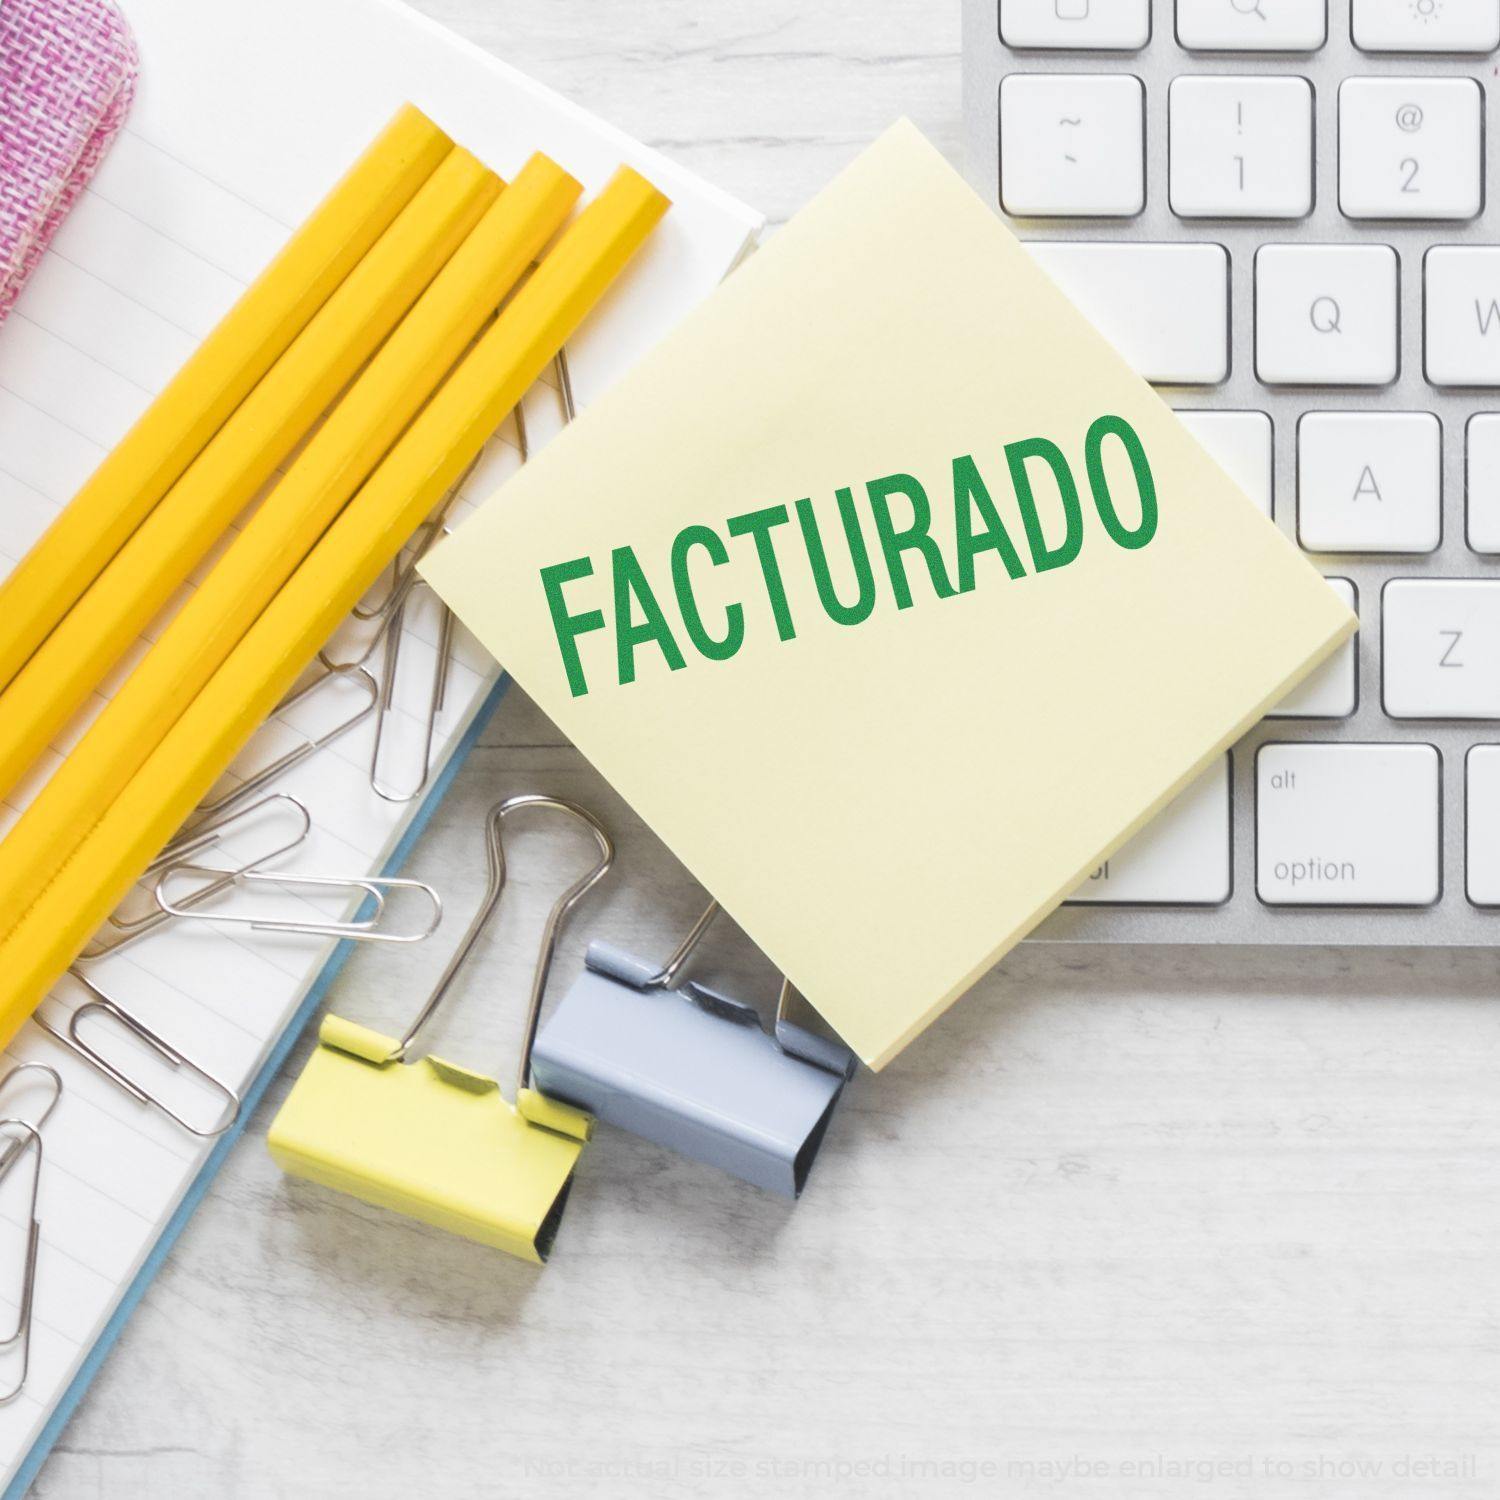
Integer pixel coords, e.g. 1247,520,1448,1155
1177,0,1327,51
1001,0,1150,49
1256,243,1398,386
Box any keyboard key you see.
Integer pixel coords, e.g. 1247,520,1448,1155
1169,75,1314,219
1001,75,1145,217
1467,415,1500,552
1297,411,1440,552
1353,0,1500,53
1174,409,1272,515
1269,578,1357,717
1028,242,1229,383
1001,0,1151,49
1384,579,1500,718
1257,743,1440,906
1426,247,1500,386
1465,747,1500,905
1177,0,1327,52
1338,78,1483,221
1070,758,1230,905
1255,244,1398,386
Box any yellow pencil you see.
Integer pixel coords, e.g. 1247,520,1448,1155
0,146,500,803
0,166,670,1042
0,104,451,697
0,153,583,943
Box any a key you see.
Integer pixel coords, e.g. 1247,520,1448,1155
1169,76,1314,220
1383,579,1500,718
1339,78,1482,221
1426,247,1500,387
1467,415,1500,552
1069,757,1230,905
1028,242,1229,384
1465,747,1500,904
1174,409,1272,515
1297,411,1440,553
1269,578,1357,717
1353,0,1500,53
1177,0,1327,52
1255,244,1398,386
1001,74,1145,217
1256,742,1440,906
1001,0,1151,49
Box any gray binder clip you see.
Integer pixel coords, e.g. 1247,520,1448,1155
530,900,856,1198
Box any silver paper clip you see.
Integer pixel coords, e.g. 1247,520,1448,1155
153,862,442,945
363,348,573,804
0,1058,59,1400
531,899,856,1198
79,794,313,961
368,578,455,805
512,346,576,453
193,662,377,824
38,973,240,1138
321,452,479,676
0,1120,42,1405
0,1063,61,1176
327,458,477,799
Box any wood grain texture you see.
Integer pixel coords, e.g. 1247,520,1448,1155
34,4,1500,1497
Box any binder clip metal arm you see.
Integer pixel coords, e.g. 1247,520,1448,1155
267,793,615,1264
531,899,857,1199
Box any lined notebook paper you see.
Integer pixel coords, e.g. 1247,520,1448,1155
0,0,760,1486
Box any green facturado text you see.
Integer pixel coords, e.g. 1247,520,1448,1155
540,412,1158,698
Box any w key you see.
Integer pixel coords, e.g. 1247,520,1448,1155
1383,580,1500,718
1427,248,1500,386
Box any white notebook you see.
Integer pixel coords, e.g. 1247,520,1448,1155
0,0,760,1488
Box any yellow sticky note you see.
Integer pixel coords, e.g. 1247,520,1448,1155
421,121,1354,1070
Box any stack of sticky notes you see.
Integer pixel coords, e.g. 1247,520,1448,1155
423,120,1354,1069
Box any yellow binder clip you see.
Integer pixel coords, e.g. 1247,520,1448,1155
267,794,614,1263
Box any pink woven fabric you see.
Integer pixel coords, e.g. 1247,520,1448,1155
0,0,138,321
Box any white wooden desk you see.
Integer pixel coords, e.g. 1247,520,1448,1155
35,4,1500,1496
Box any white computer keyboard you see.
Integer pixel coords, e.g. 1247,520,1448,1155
962,0,1500,944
